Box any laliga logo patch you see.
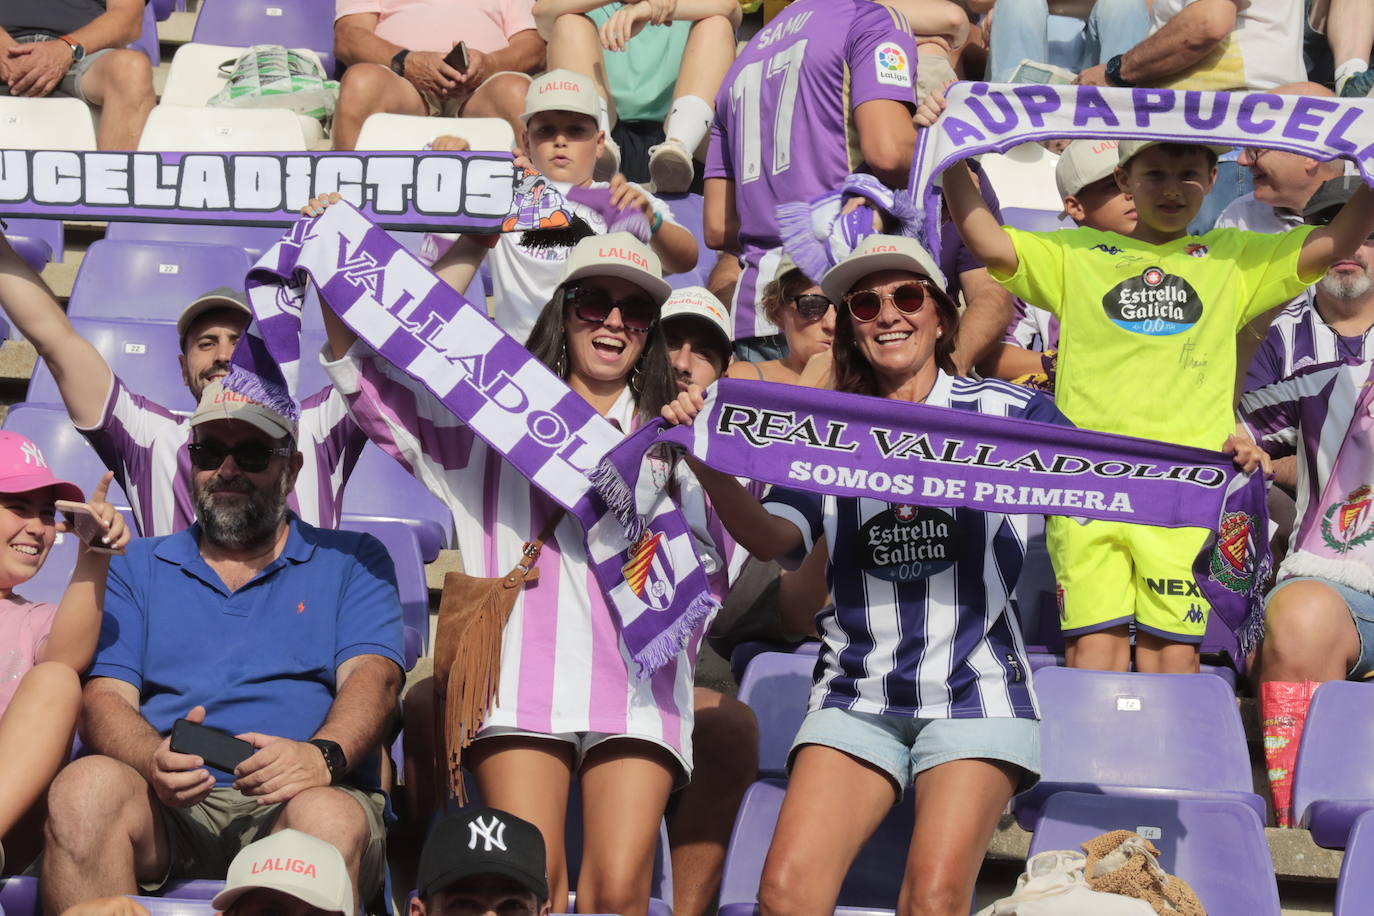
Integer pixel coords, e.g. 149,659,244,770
874,44,911,88
1102,267,1203,336
623,531,676,610
1321,484,1374,553
858,503,958,582
1209,511,1255,593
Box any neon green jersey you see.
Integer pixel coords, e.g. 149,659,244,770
992,225,1322,449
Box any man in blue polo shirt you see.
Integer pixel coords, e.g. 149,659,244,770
41,382,406,915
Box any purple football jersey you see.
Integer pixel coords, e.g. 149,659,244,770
705,0,918,340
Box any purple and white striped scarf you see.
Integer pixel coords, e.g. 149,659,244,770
596,379,1273,653
227,201,716,676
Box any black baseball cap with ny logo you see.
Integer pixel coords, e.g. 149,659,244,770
416,807,550,903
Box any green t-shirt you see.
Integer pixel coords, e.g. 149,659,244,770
992,225,1321,450
587,4,690,122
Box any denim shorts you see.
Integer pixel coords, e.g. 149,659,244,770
791,706,1041,800
1269,576,1374,679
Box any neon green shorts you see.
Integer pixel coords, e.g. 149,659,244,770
1046,518,1211,643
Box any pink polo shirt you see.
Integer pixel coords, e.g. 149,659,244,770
334,0,537,54
0,595,58,712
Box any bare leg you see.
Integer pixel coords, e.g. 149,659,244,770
460,73,534,142
395,678,437,897
669,16,735,105
471,736,576,912
707,251,740,308
546,13,616,123
0,662,80,838
668,690,759,916
1065,625,1131,671
331,63,428,151
1328,0,1374,78
1134,632,1201,674
896,758,1020,916
575,740,677,916
274,787,374,906
77,49,155,151
1258,581,1361,683
757,745,897,916
41,756,170,914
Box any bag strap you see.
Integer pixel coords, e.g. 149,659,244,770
500,508,565,588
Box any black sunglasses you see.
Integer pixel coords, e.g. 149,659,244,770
188,439,292,473
844,281,937,323
566,285,657,334
790,293,835,321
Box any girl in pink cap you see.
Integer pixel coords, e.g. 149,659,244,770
0,432,129,869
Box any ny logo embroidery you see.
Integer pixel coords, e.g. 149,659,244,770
468,816,507,852
19,442,45,468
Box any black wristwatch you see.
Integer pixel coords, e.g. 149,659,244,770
309,739,347,783
390,49,410,76
1105,54,1134,88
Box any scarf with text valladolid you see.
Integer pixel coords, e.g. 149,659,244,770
597,380,1272,653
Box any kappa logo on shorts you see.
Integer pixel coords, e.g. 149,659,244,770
1102,267,1203,336
1183,604,1206,624
874,44,912,88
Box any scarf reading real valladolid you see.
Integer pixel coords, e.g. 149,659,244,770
226,86,1374,666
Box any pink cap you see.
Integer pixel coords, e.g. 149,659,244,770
0,432,83,503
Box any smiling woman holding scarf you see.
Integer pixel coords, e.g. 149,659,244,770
662,234,1071,916
306,211,718,915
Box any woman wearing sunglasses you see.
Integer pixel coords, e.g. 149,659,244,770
663,235,1071,916
317,232,714,916
727,257,836,385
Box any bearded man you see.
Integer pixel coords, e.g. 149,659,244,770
41,382,405,916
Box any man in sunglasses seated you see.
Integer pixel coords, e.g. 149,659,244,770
41,383,405,916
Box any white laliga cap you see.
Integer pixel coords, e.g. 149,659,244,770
820,234,946,303
660,286,732,352
521,68,599,124
211,830,353,916
1056,139,1121,200
558,232,672,304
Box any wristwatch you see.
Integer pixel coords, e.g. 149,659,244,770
390,49,410,76
309,739,347,783
1105,54,1134,88
57,35,85,62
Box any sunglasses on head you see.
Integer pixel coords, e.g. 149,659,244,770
566,285,657,334
187,439,292,473
789,293,835,321
844,280,938,323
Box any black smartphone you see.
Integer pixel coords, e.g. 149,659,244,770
443,41,469,73
170,718,255,773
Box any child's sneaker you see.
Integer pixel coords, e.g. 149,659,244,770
648,139,695,194
595,135,622,182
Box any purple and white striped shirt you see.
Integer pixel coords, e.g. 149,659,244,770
1243,292,1374,392
322,345,721,770
79,376,366,535
761,374,1069,720
1003,299,1060,354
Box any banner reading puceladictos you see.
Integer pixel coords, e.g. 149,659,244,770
0,149,550,232
909,83,1374,256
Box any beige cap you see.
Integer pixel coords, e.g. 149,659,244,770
1056,139,1121,199
558,232,672,304
212,831,352,916
177,287,251,348
820,234,946,303
1117,140,1230,166
521,68,599,124
660,286,732,351
190,379,296,442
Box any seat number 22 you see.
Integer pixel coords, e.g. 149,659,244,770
729,40,809,183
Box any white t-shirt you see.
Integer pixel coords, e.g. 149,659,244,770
1150,0,1304,90
487,181,680,346
1212,192,1303,234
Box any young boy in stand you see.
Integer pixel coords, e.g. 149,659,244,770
925,93,1374,674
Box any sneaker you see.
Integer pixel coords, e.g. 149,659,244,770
1339,68,1374,97
648,139,695,194
594,135,622,182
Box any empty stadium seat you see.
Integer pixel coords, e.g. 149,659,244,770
2,405,134,514
736,649,816,776
658,193,712,290
355,114,516,152
719,777,971,915
1293,680,1374,848
1335,809,1374,915
4,218,63,270
1013,668,1264,829
1028,792,1280,916
137,104,312,152
67,240,253,325
0,97,97,149
105,222,288,261
191,0,337,75
340,444,454,562
978,144,1062,212
341,518,429,657
152,0,178,21
131,0,161,67
27,318,187,408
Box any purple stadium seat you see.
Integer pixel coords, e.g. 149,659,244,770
1013,668,1263,830
131,1,161,67
1021,650,1237,690
5,218,62,270
0,877,36,916
340,444,454,562
1335,809,1374,915
341,518,428,666
152,0,177,20
160,880,223,900
192,0,337,75
67,241,253,325
1293,680,1374,848
729,638,819,683
1028,792,1279,916
28,318,188,408
659,193,712,291
736,650,815,776
1000,207,1071,233
2,404,133,513
130,897,214,916
104,222,289,262
719,777,973,915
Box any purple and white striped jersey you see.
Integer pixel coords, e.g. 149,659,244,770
322,345,721,770
704,0,918,341
79,376,366,535
1003,299,1060,353
761,374,1070,720
1243,292,1374,392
